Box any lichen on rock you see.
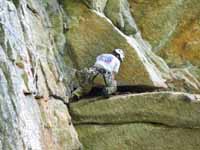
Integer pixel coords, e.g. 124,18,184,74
129,0,200,68
70,92,200,150
0,0,81,149
82,0,108,13
104,0,138,35
0,0,200,149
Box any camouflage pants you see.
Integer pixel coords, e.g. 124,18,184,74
72,67,117,98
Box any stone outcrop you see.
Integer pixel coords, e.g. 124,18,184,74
63,0,169,88
129,0,200,68
63,0,200,92
38,98,81,150
0,0,200,149
0,0,81,149
70,92,200,149
129,0,200,88
70,92,200,127
82,0,108,13
104,0,138,35
77,124,200,150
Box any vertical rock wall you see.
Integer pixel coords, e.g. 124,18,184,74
129,0,200,77
0,0,81,149
0,0,199,149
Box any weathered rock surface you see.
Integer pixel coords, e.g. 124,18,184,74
129,0,200,89
70,92,200,149
63,0,200,92
82,0,108,13
38,98,81,150
0,0,200,149
0,0,81,149
129,0,200,68
104,0,138,35
63,0,168,87
70,92,200,127
77,124,200,150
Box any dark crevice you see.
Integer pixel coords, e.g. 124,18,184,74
82,85,164,99
50,94,68,105
57,0,64,6
26,4,39,16
74,121,196,130
12,0,20,8
50,94,71,110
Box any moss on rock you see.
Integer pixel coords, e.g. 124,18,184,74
71,92,200,149
129,0,200,67
104,0,138,35
39,98,81,150
82,0,108,12
70,92,200,128
76,124,200,150
63,0,155,86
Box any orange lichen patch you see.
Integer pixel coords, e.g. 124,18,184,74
129,0,200,67
168,17,200,66
128,0,179,47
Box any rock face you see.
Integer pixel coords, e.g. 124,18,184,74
38,98,81,150
129,0,200,68
104,0,138,35
0,0,200,149
70,92,200,150
70,92,200,127
0,0,81,149
82,0,108,12
63,0,200,92
77,124,200,150
63,0,169,88
129,0,200,88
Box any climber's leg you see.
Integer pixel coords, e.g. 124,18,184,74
70,67,98,101
102,73,117,97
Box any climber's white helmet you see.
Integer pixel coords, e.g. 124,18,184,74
114,48,125,62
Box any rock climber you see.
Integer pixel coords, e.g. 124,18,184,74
70,49,125,102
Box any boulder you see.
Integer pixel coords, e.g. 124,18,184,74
104,0,138,35
77,124,200,150
63,0,167,87
70,92,200,128
70,92,200,149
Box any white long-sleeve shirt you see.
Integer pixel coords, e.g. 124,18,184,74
94,54,120,73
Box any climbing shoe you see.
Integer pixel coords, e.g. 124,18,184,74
69,94,80,102
102,88,110,98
